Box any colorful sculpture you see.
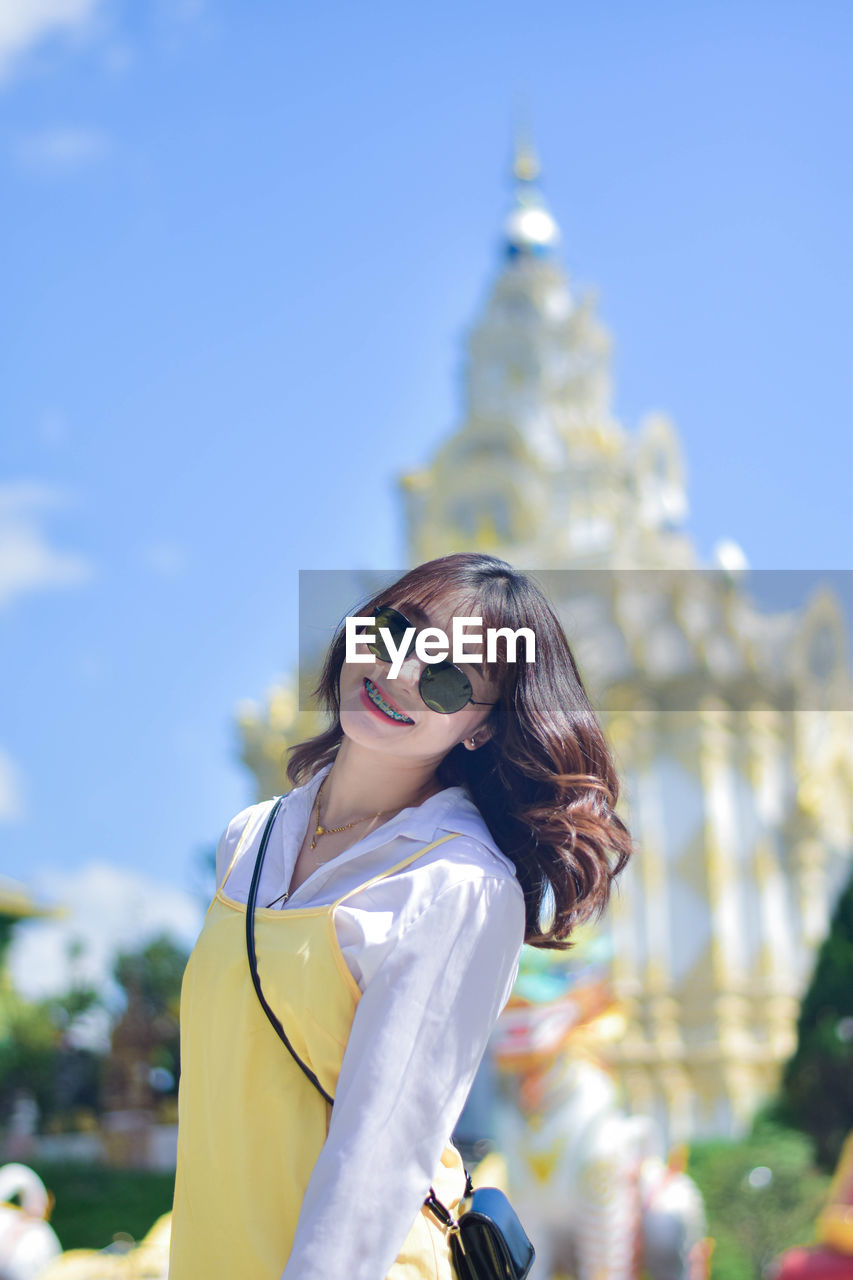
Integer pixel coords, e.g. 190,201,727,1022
490,935,712,1280
0,1163,62,1280
35,1210,171,1279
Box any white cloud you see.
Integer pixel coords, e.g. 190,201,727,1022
6,861,204,1003
0,480,94,610
13,125,110,174
0,0,103,84
0,746,26,821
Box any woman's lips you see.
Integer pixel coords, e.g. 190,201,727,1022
360,677,415,724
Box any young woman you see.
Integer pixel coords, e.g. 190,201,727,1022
168,552,634,1280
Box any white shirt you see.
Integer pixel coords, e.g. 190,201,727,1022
213,762,527,1280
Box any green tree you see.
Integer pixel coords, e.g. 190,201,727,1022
110,932,190,1098
775,866,853,1170
0,941,102,1126
688,1118,831,1280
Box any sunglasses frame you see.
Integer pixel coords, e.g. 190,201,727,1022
364,604,498,716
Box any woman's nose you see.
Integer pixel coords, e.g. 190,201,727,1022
388,648,424,687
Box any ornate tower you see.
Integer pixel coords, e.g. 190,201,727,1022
400,135,692,572
395,135,853,1141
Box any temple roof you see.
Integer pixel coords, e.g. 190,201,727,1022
0,875,64,920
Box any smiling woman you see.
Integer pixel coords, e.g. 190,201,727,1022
168,552,635,1280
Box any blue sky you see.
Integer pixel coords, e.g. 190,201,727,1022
1,0,850,999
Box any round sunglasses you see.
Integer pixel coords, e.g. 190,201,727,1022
362,604,498,715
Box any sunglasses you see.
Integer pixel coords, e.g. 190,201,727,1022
362,604,499,715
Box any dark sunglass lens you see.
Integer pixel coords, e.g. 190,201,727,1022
420,665,471,714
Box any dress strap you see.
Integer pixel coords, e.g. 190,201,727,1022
332,832,461,909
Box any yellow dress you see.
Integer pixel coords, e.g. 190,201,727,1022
168,823,468,1279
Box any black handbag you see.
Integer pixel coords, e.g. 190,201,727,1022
424,1181,535,1280
245,794,536,1280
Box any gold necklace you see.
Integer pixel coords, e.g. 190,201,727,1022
309,776,397,850
263,775,442,906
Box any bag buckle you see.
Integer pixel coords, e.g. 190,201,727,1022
427,1194,468,1259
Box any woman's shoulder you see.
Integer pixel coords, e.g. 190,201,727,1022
215,796,282,883
412,787,525,902
430,829,518,885
389,822,527,957
432,788,517,880
221,796,278,842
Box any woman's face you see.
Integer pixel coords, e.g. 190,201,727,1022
338,593,501,765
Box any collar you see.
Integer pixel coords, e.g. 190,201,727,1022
286,760,516,876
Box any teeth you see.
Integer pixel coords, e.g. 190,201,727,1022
365,678,413,723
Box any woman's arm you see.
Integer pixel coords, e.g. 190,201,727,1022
281,867,526,1280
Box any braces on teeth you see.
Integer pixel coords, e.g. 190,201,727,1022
365,679,413,722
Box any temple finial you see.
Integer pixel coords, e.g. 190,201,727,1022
503,97,559,259
511,95,540,183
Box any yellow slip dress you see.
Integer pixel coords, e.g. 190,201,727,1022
168,813,468,1279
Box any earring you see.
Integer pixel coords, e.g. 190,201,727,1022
468,736,478,749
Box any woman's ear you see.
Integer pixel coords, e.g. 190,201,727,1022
463,722,495,751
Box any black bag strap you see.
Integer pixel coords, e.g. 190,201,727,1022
244,792,469,1217
245,793,334,1106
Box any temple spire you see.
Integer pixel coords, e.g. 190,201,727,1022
503,111,560,259
512,109,540,182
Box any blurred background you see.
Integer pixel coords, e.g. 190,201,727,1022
1,1,851,1276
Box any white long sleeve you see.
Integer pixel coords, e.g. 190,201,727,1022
281,870,524,1280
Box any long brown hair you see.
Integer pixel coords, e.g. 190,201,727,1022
288,553,634,949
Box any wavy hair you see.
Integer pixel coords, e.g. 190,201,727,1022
287,553,635,949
